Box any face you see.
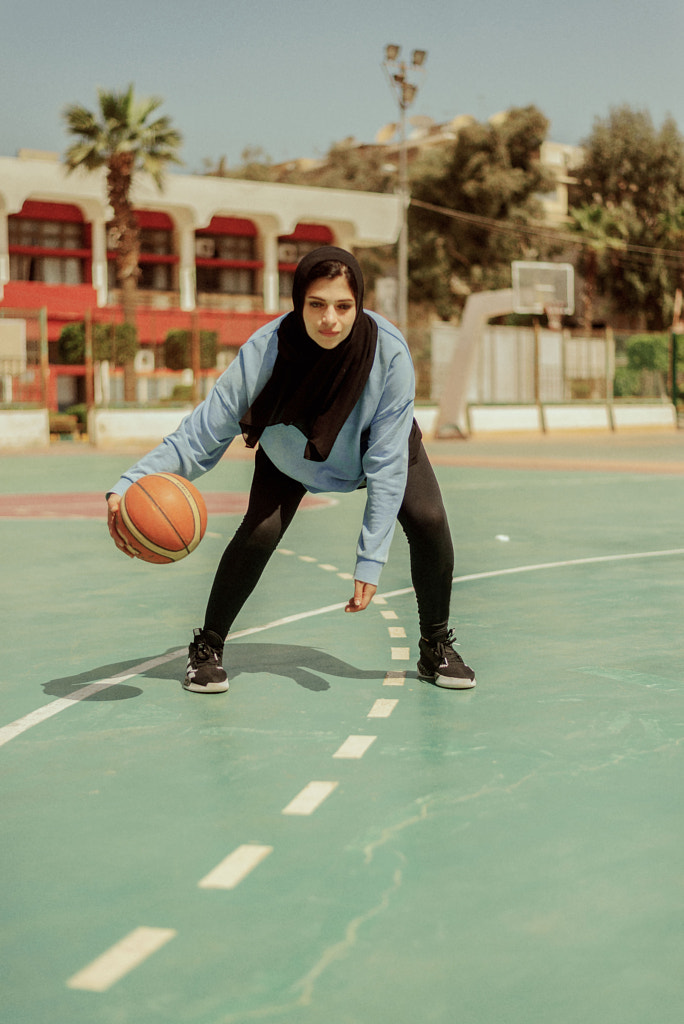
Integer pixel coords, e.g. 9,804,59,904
301,276,357,349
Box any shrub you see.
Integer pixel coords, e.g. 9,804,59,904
625,333,669,373
164,329,217,370
57,321,139,366
613,367,642,397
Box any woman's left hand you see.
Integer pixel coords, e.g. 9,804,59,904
344,579,377,613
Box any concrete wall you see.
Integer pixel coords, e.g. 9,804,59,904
87,407,193,448
0,409,49,449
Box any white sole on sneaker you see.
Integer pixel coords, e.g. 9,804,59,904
182,678,229,694
433,673,476,690
417,664,476,689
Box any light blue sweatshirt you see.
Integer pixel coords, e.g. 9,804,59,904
109,311,415,585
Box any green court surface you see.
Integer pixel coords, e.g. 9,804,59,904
2,432,684,1024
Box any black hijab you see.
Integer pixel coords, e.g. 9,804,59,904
240,246,378,462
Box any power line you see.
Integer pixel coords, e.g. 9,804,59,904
409,197,684,265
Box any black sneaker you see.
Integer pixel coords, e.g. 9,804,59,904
183,628,229,693
417,629,476,689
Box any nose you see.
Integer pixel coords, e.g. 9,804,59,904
321,305,336,325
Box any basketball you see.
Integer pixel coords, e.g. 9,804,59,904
117,473,207,564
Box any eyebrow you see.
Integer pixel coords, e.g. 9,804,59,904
306,293,354,303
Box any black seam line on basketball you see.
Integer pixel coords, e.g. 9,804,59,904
119,498,188,560
137,480,194,554
157,474,202,549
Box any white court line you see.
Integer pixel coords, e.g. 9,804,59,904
388,626,407,638
333,735,377,759
391,647,411,661
368,698,399,719
282,780,338,815
198,844,273,890
66,926,176,992
380,609,398,620
383,671,406,686
0,652,181,749
4,547,684,749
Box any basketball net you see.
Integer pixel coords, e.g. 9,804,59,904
544,302,565,332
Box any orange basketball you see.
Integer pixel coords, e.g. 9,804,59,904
117,473,207,564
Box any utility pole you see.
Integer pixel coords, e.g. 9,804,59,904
382,45,427,339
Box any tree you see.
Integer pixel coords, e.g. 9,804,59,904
567,202,630,330
63,85,182,398
409,106,555,319
571,106,684,328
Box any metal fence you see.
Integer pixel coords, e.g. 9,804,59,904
431,323,668,406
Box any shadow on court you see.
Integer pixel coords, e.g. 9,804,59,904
41,643,388,700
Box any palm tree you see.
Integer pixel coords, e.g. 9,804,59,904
63,85,182,399
568,202,629,331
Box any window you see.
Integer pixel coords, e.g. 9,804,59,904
196,266,254,295
195,217,259,296
9,218,85,250
8,202,88,284
277,225,334,297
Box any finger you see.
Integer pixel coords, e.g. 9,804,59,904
344,580,376,612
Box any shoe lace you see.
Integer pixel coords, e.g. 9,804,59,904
432,629,464,664
195,640,218,664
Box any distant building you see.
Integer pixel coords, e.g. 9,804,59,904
0,150,402,348
273,116,584,227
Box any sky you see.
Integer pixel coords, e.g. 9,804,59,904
2,0,684,174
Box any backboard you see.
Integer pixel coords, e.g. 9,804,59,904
512,261,575,316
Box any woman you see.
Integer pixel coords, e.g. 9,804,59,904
107,246,475,693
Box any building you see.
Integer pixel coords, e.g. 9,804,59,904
0,151,401,408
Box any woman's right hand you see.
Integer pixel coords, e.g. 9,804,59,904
107,494,137,558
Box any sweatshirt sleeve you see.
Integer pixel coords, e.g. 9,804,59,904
107,326,279,497
353,342,415,585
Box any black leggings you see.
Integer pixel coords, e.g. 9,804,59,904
204,444,454,639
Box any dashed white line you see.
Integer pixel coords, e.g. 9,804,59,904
380,609,399,620
388,626,407,638
66,926,176,992
318,564,339,572
383,671,406,686
282,780,339,815
391,647,411,661
333,735,377,759
7,548,682,749
198,844,273,890
368,698,399,719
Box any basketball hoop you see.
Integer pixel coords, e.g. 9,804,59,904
544,302,565,332
512,261,574,318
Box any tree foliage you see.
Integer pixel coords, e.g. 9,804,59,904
164,329,218,370
571,106,684,328
409,106,554,318
58,321,139,366
63,85,182,397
